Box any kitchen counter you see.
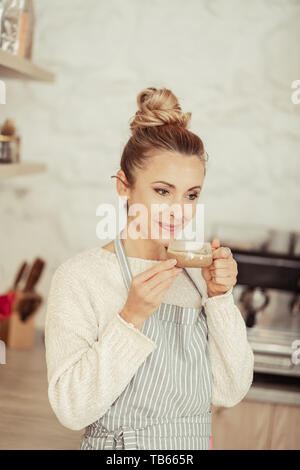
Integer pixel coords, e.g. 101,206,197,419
0,329,82,449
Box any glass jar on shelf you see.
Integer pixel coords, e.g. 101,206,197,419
0,119,20,164
0,135,18,163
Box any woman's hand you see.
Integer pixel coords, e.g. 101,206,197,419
120,258,183,329
201,237,238,298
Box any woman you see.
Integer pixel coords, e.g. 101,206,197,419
45,87,254,451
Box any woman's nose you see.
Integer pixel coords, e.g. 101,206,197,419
169,200,184,219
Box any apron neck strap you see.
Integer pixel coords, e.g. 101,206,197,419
114,229,133,292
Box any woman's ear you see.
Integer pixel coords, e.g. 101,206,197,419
116,169,130,200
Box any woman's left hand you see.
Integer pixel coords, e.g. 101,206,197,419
201,237,238,298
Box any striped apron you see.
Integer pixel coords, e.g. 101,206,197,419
80,230,212,450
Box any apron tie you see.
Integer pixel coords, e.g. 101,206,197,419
100,426,137,450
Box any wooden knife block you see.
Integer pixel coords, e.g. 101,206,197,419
0,291,41,350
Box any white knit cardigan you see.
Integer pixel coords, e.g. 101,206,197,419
44,246,254,431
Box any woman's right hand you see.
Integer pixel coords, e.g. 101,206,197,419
119,258,182,330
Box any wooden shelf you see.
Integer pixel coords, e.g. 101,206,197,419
0,49,55,82
0,162,47,179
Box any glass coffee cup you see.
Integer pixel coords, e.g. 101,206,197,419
166,239,212,268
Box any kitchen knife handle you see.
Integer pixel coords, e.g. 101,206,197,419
23,258,45,292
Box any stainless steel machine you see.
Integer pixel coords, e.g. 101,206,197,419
210,224,300,379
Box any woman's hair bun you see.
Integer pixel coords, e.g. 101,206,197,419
129,87,192,134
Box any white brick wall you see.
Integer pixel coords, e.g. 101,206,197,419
1,0,299,329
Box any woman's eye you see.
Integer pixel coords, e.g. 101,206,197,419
154,188,169,196
154,188,199,200
188,193,199,201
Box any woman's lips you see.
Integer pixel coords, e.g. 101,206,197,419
158,221,181,232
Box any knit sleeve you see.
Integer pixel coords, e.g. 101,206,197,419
203,291,254,407
44,263,157,431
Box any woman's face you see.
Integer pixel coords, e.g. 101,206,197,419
123,150,206,247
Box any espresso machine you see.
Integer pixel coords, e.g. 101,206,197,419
209,224,300,379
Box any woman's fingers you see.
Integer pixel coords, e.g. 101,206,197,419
136,259,178,283
209,268,234,277
151,269,182,298
146,266,182,292
210,258,235,269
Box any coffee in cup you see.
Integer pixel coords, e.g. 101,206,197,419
166,239,212,268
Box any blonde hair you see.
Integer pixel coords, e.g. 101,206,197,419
111,86,208,199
